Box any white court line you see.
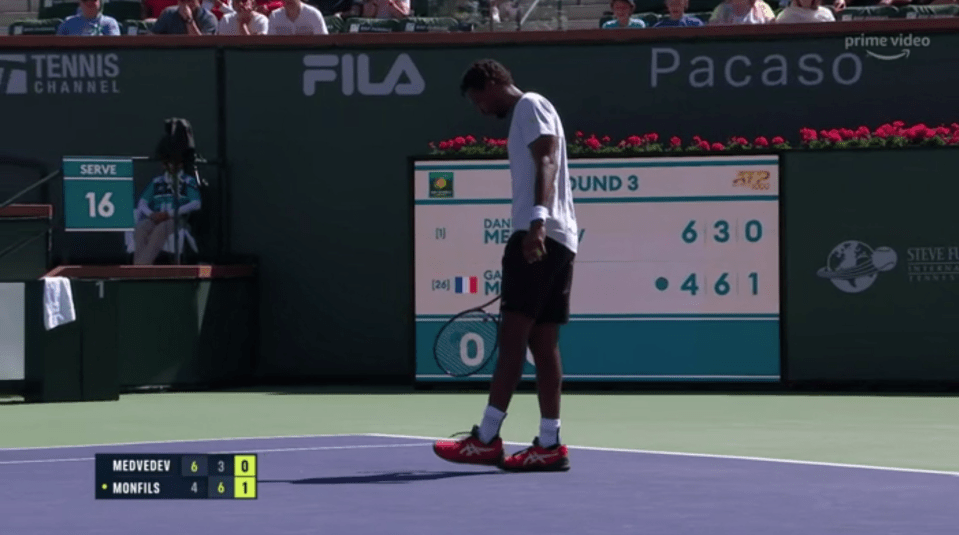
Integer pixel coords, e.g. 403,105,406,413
363,433,959,478
0,443,432,466
0,433,363,452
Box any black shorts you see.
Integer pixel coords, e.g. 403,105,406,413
500,230,576,325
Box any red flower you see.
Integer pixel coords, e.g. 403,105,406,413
856,126,871,138
735,137,749,145
697,140,710,151
465,135,476,144
439,141,449,150
771,136,785,145
626,135,643,147
827,131,843,143
936,126,950,137
670,136,682,147
754,137,769,147
951,123,959,134
645,133,659,143
454,136,466,144
800,128,817,142
711,142,725,151
692,135,702,143
892,120,905,128
601,135,611,143
585,137,602,150
839,128,856,140
576,131,584,138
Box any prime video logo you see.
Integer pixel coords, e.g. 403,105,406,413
0,55,28,94
844,33,931,61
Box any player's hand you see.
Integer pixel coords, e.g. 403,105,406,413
523,223,547,263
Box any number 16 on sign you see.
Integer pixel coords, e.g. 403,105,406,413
62,157,136,232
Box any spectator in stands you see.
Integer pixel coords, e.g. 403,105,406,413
709,0,775,24
654,0,705,25
130,139,202,266
776,0,835,21
602,0,647,27
57,0,121,35
203,0,236,19
255,0,285,15
218,0,269,33
268,0,329,33
152,0,219,34
142,0,178,20
362,0,411,18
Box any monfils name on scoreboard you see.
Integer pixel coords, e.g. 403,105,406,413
110,481,162,495
112,459,172,473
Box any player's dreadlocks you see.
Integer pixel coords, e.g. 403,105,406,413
460,59,514,95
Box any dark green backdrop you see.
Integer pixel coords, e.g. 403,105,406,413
3,28,959,382
783,149,959,381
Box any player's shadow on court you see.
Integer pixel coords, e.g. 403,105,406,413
261,470,501,485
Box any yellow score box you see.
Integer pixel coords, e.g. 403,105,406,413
234,455,256,477
234,476,256,499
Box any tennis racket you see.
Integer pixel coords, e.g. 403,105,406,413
432,295,501,377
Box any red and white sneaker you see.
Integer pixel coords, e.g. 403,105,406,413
500,438,570,472
433,426,505,466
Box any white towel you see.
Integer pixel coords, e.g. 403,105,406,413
43,277,77,331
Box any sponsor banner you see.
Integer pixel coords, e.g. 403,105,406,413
413,156,781,381
784,149,959,381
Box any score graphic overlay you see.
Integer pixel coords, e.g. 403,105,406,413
413,155,781,382
95,454,257,499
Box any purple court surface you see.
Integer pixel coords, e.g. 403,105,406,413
1,434,956,535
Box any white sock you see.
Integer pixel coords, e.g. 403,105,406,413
477,405,506,444
539,418,561,448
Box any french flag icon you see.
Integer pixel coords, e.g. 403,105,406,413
454,276,479,294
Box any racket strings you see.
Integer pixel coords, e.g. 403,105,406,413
434,311,499,377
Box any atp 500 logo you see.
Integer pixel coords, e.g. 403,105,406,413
302,53,425,97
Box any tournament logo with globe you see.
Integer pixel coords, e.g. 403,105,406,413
817,240,898,293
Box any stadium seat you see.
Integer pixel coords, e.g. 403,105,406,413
396,16,465,31
342,17,401,31
324,15,345,33
123,19,155,35
899,4,959,18
638,11,661,25
103,1,143,22
836,5,899,20
38,0,80,20
688,10,711,23
7,18,64,35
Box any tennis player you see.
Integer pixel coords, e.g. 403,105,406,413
433,59,578,472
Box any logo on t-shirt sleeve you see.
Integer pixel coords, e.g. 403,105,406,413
429,172,454,198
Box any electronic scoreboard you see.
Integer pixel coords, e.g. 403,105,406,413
95,454,258,499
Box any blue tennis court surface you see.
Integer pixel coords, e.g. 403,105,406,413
1,434,956,534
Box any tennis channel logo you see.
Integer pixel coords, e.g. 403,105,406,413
0,55,28,94
429,172,454,198
0,53,121,95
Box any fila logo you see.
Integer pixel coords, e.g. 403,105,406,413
0,55,28,94
302,53,425,97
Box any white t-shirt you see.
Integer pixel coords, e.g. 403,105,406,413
268,2,329,34
507,92,578,254
775,5,835,23
217,11,269,34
